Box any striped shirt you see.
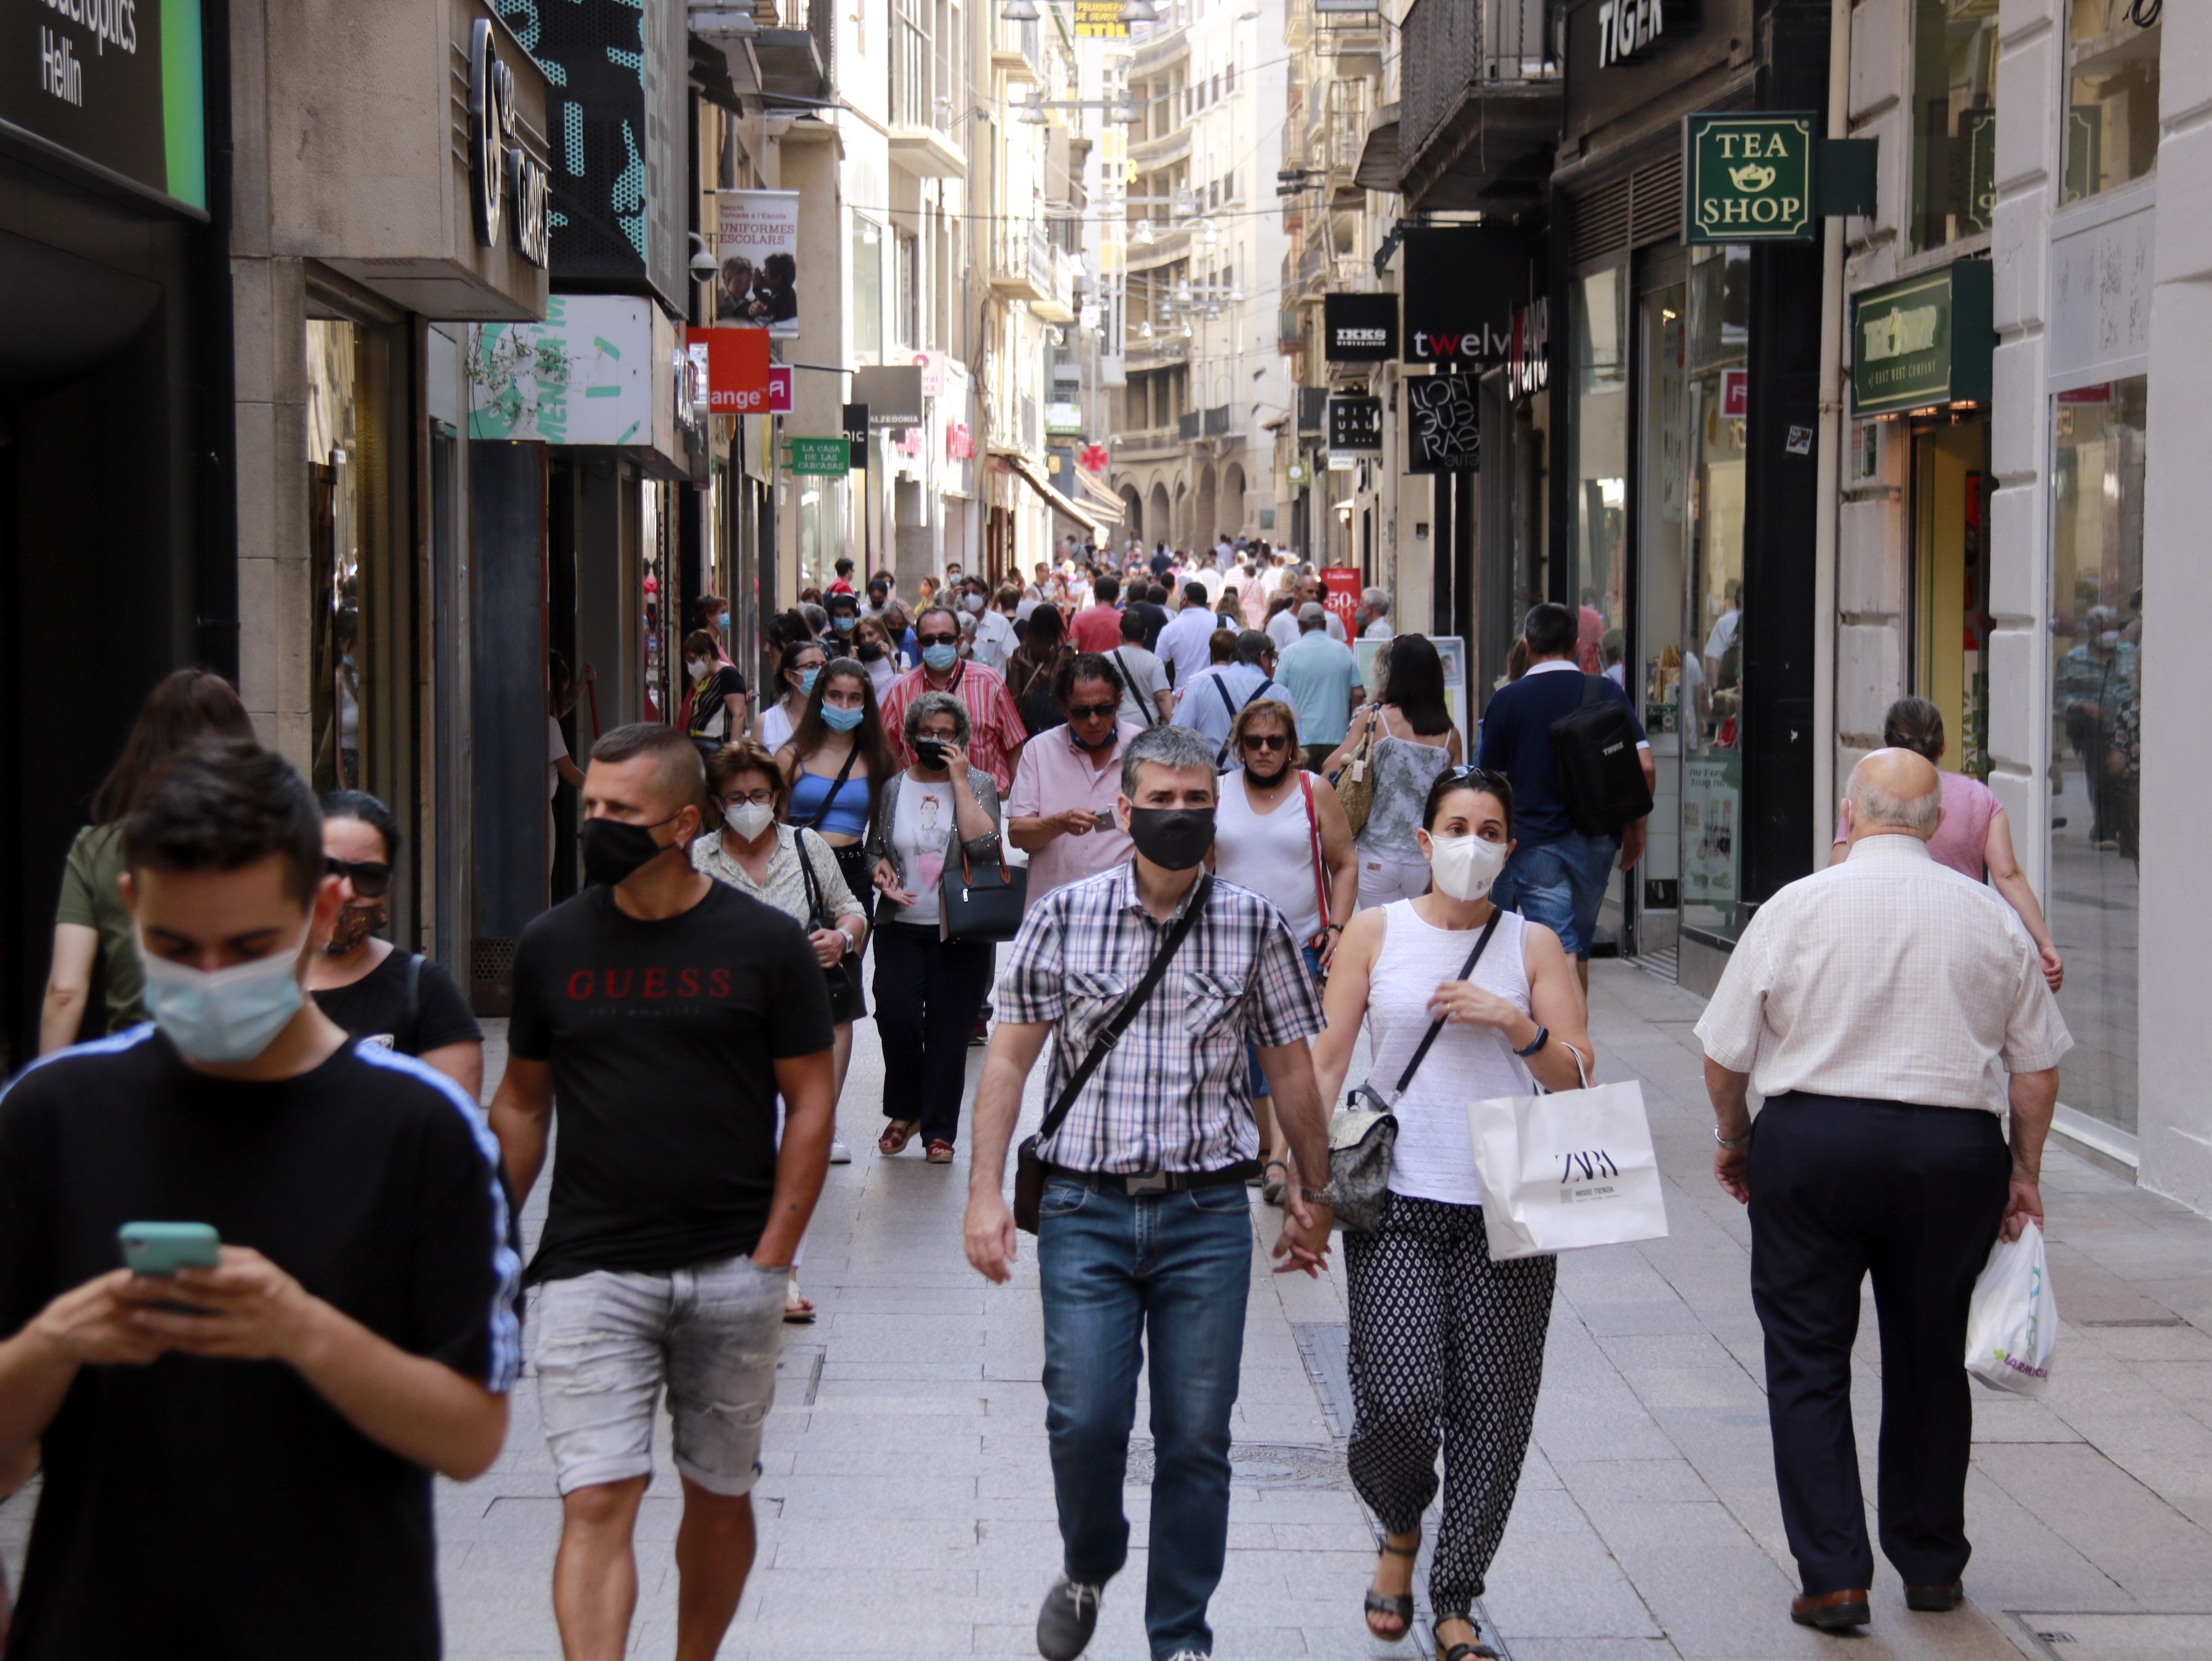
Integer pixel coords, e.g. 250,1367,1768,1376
997,864,1325,1173
1694,834,2072,1113
880,660,1028,793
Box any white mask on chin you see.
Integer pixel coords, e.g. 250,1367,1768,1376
1424,832,1510,902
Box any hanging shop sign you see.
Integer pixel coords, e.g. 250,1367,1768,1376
1286,459,1313,488
851,366,924,430
1046,402,1085,437
1849,259,1993,417
1405,374,1480,473
1324,294,1399,362
1401,226,1538,367
1595,0,1696,67
788,437,853,475
767,365,793,414
1683,112,1815,243
947,421,976,461
1720,367,1748,419
842,402,869,469
714,190,801,336
687,325,773,413
1507,299,1550,400
1327,395,1384,453
469,296,685,469
1,0,207,214
1079,442,1109,472
1071,0,1128,36
1320,567,1362,632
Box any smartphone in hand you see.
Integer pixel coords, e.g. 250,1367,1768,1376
119,1222,221,1277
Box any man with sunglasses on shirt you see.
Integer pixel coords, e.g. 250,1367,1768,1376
878,603,1027,792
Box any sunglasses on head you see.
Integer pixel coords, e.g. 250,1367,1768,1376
326,857,393,898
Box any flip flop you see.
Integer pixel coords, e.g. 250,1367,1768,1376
878,1119,919,1156
1261,1159,1290,1207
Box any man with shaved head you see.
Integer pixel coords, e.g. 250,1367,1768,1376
1694,747,2072,1635
488,722,838,1660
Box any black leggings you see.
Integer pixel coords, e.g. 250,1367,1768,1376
870,922,994,1146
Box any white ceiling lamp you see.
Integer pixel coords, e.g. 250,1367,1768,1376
1130,219,1155,245
689,5,759,38
1001,0,1040,16
1120,0,1159,21
1016,93,1049,123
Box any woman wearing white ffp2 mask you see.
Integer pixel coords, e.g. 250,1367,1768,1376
1282,766,1593,1661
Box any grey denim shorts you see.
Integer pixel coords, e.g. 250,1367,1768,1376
532,1253,785,1497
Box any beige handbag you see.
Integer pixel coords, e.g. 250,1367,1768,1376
1331,704,1380,836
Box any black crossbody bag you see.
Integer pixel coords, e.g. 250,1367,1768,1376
1013,874,1214,1233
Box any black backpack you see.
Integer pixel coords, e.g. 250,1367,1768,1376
1549,675,1653,837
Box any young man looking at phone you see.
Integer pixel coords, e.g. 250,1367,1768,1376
488,723,837,1661
0,741,519,1658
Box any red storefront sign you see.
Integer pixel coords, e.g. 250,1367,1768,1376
1321,566,1361,631
688,326,772,413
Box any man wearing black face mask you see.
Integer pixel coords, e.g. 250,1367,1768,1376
966,723,1333,1661
487,723,838,1661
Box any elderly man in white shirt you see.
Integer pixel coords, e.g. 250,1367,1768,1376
1696,748,2069,1636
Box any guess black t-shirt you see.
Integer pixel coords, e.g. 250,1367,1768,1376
507,880,835,1285
312,949,483,1059
0,1029,519,1660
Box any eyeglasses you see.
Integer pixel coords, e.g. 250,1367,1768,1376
916,728,959,744
1240,732,1291,752
326,857,393,898
1065,701,1118,721
719,789,775,807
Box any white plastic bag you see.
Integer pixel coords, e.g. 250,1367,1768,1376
1465,1070,1669,1262
1963,1220,2057,1395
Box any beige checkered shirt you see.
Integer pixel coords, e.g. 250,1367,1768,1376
1694,834,2072,1113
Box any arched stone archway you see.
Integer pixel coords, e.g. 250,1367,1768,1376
1223,464,1247,535
1118,483,1143,540
1194,465,1218,553
1148,481,1172,548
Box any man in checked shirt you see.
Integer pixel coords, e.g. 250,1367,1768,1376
965,723,1333,1661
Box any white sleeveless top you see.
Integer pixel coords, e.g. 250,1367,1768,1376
1214,769,1327,942
1366,900,1533,1207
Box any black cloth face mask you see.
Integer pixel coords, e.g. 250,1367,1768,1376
581,814,682,888
1126,806,1216,872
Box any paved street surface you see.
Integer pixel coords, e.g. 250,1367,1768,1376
10,961,2212,1659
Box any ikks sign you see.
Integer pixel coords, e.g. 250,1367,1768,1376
1323,293,1398,363
1683,112,1814,244
1849,260,1993,417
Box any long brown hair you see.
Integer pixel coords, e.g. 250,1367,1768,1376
92,669,255,825
785,658,895,822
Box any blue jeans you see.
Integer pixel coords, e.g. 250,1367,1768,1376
1491,830,1619,959
1037,1177,1254,1659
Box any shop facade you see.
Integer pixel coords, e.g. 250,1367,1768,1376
1552,0,1829,988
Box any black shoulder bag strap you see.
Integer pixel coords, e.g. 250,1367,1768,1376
1113,651,1156,727
403,952,424,1054
800,744,862,832
1211,674,1240,723
1387,907,1503,1101
1015,874,1215,1229
1581,672,1607,710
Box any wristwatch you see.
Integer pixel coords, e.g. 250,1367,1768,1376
1513,1023,1549,1058
1713,1125,1751,1151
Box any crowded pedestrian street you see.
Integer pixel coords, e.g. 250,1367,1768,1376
16,964,2196,1661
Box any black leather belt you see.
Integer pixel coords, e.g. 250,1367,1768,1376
1044,1160,1261,1194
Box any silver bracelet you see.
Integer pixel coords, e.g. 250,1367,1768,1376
1713,1124,1750,1152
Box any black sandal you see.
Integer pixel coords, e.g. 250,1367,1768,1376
1434,1619,1500,1661
1364,1539,1418,1641
1261,1159,1290,1207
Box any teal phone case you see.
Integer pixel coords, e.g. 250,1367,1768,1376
118,1222,221,1276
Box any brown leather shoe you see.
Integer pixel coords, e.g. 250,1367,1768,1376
1905,1583,1964,1612
1791,1589,1871,1631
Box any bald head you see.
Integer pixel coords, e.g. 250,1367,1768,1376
1843,748,1943,843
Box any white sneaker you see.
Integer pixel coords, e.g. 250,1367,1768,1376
828,1139,852,1164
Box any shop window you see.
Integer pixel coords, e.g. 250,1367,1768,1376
852,216,883,365
1567,264,1628,674
2062,0,2161,204
306,319,388,797
894,230,920,350
1911,0,2000,249
2048,375,2146,1132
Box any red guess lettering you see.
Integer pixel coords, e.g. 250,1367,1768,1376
604,970,633,998
709,968,731,998
643,967,668,999
567,971,595,999
677,967,699,998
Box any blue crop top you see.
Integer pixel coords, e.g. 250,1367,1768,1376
788,768,871,837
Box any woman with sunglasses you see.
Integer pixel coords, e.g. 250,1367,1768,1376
756,635,827,756
1212,698,1359,1204
308,791,484,1100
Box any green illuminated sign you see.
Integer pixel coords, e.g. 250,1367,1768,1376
787,437,853,475
1849,260,1992,417
0,0,205,214
1683,113,1814,244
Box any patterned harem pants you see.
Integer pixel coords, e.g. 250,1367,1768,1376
1344,1191,1556,1620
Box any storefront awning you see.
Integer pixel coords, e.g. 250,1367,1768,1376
1355,105,1400,195
995,450,1109,539
1074,466,1126,519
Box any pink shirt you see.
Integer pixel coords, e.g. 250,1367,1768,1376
1007,721,1143,907
1831,769,2000,880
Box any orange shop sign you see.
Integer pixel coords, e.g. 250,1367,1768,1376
687,326,772,413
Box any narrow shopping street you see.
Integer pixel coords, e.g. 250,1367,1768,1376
395,962,2212,1660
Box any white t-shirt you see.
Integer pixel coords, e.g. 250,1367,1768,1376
1107,644,1169,729
891,775,955,925
1704,608,1741,662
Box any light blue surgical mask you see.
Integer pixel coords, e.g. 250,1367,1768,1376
821,703,865,733
137,927,310,1064
834,615,856,633
793,667,820,695
922,643,958,672
717,611,731,631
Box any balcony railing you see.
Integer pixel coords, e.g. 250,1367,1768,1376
1177,411,1201,441
1203,405,1231,438
1119,425,1183,457
1400,0,1558,189
989,221,1055,302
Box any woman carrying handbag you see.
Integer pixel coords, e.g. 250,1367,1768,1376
865,690,1006,1164
1284,767,1590,1661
